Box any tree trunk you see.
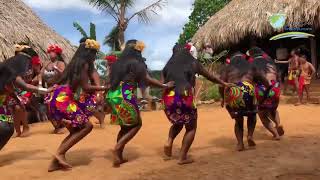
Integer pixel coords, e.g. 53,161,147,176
118,0,126,47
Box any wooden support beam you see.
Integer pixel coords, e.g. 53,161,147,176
310,37,317,68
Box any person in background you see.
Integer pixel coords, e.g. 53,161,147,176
275,48,300,95
274,46,289,89
41,44,66,134
202,43,213,61
296,48,316,105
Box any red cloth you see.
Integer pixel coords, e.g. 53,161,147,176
47,45,63,54
298,76,305,96
105,55,117,64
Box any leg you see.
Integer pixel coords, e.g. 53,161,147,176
305,85,310,103
48,121,93,172
94,110,105,128
13,106,24,137
178,119,197,165
234,117,245,151
247,115,257,146
20,110,30,137
259,111,280,140
164,124,183,159
0,122,14,150
113,123,141,167
272,110,284,136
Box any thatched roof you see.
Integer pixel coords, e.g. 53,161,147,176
0,0,76,62
192,0,320,51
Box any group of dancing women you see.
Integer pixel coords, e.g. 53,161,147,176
0,37,304,171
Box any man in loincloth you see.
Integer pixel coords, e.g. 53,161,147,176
295,48,316,105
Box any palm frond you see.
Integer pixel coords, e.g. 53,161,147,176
85,0,119,21
103,26,121,51
73,22,88,38
89,22,97,40
128,0,167,24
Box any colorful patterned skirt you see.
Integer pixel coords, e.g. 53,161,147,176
255,80,280,110
0,94,14,124
105,82,140,126
45,85,89,128
163,89,197,125
76,92,98,117
224,81,256,117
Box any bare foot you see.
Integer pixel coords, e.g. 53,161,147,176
277,126,285,136
164,145,172,158
237,144,245,151
112,149,122,168
48,159,63,172
99,123,106,129
20,129,30,137
247,139,256,147
53,128,65,134
54,154,72,169
273,136,281,141
294,102,302,106
120,159,128,164
13,133,21,138
178,158,194,165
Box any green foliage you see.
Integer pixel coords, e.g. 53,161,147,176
178,0,231,44
199,50,229,65
97,51,105,59
200,84,221,101
90,23,97,40
73,22,88,38
149,70,162,98
104,26,121,51
73,22,97,40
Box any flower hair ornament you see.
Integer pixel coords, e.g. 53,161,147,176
85,39,100,51
47,44,63,54
134,41,145,52
14,44,30,52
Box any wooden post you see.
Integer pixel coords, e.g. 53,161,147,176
310,37,317,69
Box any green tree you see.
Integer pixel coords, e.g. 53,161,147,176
104,26,121,51
86,0,166,46
73,22,97,40
178,0,231,44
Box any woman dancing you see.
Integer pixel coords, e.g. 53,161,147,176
220,51,269,151
46,39,107,172
106,39,174,167
162,44,232,164
0,45,51,149
248,47,284,140
41,44,66,134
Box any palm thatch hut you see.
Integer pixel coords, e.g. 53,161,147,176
192,0,320,67
0,0,76,62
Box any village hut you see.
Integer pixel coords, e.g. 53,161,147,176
0,0,76,62
192,0,320,68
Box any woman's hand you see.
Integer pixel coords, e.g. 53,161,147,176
164,81,175,89
223,82,235,87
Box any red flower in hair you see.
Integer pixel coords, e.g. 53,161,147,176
226,58,231,64
47,45,63,55
184,44,191,51
248,57,254,63
31,56,41,65
105,55,117,64
262,53,268,59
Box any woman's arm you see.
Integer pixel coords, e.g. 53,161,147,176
146,73,171,88
197,63,228,86
15,76,49,94
53,61,65,74
80,64,107,92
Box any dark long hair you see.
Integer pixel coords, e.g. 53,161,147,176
58,43,97,86
0,47,38,91
163,44,197,94
110,40,147,90
249,47,275,73
228,51,251,77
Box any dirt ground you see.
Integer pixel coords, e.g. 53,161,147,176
0,104,320,180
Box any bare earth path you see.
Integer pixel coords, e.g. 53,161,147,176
1,104,320,180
